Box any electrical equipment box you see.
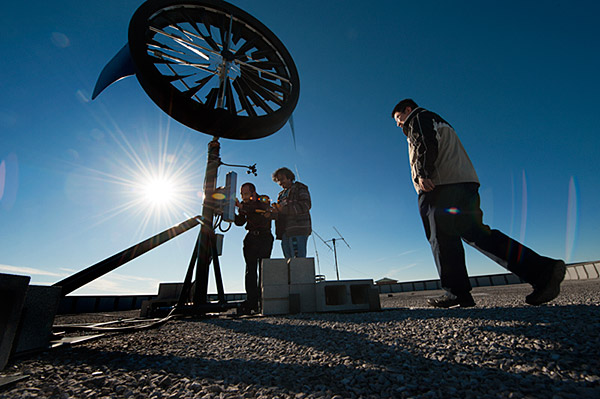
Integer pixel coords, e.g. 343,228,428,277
221,171,237,222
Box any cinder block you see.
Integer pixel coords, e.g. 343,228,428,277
379,285,391,294
316,280,375,313
262,284,289,300
400,283,413,292
565,267,578,280
505,274,523,284
584,263,599,279
476,276,492,287
157,283,184,300
289,258,315,284
261,259,289,286
368,288,381,311
575,265,588,279
290,283,316,313
563,268,573,280
413,282,425,291
98,297,117,312
262,298,289,315
491,275,507,286
74,297,97,313
0,273,30,370
13,285,62,355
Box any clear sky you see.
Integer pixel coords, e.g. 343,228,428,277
1,0,599,295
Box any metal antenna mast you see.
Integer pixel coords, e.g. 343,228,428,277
325,227,351,280
312,230,332,276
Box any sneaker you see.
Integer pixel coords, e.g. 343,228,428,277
526,260,566,305
427,292,475,308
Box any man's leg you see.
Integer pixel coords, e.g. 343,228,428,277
243,237,260,309
256,234,274,311
419,186,474,307
457,183,565,305
457,184,561,283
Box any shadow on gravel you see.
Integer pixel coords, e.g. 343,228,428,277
40,303,599,398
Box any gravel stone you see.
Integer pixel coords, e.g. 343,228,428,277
1,280,599,398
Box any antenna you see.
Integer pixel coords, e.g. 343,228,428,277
324,226,351,280
312,230,333,280
311,236,321,275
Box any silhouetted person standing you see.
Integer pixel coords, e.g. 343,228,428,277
392,98,565,308
234,182,273,314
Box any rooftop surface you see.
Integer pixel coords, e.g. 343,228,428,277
2,279,599,398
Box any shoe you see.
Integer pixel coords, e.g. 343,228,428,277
427,292,475,308
526,260,566,305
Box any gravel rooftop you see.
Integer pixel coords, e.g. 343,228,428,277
1,279,599,399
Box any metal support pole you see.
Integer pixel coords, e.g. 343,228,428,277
53,216,202,296
333,238,340,280
192,138,221,307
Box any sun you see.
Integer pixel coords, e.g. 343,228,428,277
141,177,176,205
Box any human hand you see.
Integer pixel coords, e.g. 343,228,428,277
418,178,435,192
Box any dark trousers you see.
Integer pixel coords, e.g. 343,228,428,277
243,232,274,307
418,183,553,296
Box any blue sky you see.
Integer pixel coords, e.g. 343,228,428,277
1,0,599,295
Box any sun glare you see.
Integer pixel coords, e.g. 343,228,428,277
142,177,175,205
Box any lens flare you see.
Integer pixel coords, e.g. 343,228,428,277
445,207,460,215
519,170,528,243
565,176,578,262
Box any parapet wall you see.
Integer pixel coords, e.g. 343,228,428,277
376,261,600,294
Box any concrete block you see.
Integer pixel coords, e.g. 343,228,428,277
565,267,578,280
491,275,507,286
413,282,425,291
0,273,30,370
563,268,573,280
505,274,523,284
157,283,184,299
584,263,599,279
316,280,375,313
400,283,413,292
290,283,316,313
74,297,97,313
368,287,381,311
289,293,301,314
289,258,315,284
476,276,492,287
575,265,588,279
378,285,390,294
13,285,61,355
98,297,117,312
57,297,75,314
262,284,289,300
116,296,136,311
262,298,289,315
261,259,289,286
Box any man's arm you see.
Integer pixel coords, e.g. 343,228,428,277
234,200,247,226
409,112,439,181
